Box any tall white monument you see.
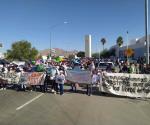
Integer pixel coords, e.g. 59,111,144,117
85,35,91,57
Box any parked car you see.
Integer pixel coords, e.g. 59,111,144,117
128,58,137,63
98,62,115,70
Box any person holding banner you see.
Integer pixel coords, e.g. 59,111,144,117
97,70,103,92
88,70,98,96
56,70,66,95
70,82,79,92
54,72,59,94
135,63,140,74
17,69,27,91
1,64,8,90
121,63,128,73
89,61,95,72
128,63,136,74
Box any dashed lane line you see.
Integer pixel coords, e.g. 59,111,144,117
16,93,44,111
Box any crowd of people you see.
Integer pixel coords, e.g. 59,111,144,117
0,56,150,96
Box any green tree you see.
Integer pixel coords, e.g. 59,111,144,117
77,51,85,58
101,38,107,51
92,53,100,58
109,48,116,57
6,40,38,61
116,36,123,58
117,36,123,47
100,49,110,58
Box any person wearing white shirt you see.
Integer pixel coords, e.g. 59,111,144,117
1,65,8,90
56,70,65,95
97,70,103,92
88,70,98,96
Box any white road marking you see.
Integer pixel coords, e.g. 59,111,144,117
16,93,44,111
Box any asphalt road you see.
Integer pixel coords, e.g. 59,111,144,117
0,89,150,125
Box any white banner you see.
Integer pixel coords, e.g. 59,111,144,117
102,73,150,98
0,72,21,84
66,70,91,84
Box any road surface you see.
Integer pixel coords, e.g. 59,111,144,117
0,89,150,125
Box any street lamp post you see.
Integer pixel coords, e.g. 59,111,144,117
126,31,129,62
49,21,68,58
50,32,52,58
145,0,149,64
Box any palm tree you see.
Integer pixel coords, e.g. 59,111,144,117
116,36,123,58
101,38,106,51
117,36,123,47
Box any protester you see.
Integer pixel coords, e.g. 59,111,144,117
2,64,8,76
56,70,66,95
88,70,99,96
89,61,95,72
121,63,128,73
135,63,140,74
70,82,79,92
17,69,27,91
54,72,59,94
97,70,103,92
1,65,8,90
43,72,49,92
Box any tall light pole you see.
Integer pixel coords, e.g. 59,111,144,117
49,21,68,58
99,40,101,60
126,31,129,62
145,0,149,64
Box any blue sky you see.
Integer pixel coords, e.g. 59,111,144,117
0,0,149,53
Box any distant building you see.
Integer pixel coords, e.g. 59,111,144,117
85,35,91,57
111,34,150,58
